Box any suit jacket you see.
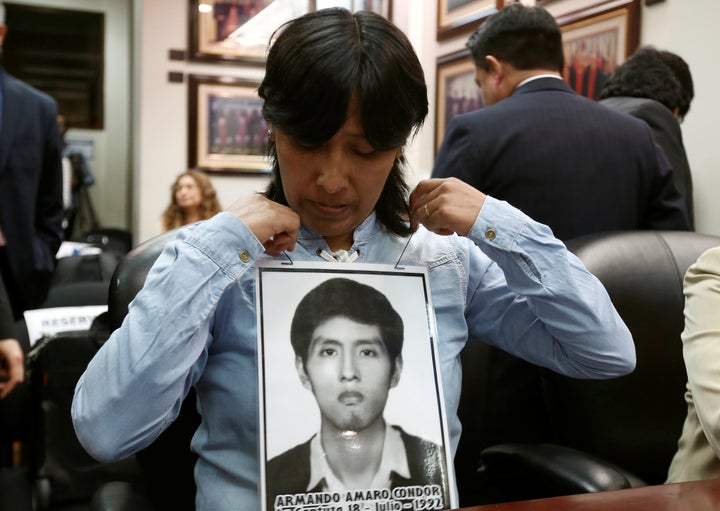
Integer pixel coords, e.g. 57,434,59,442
265,426,449,510
0,274,13,339
0,70,63,314
432,77,690,242
600,96,695,229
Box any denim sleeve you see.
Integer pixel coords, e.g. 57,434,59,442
463,196,636,379
71,212,264,462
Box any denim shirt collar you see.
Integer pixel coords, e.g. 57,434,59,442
296,212,381,259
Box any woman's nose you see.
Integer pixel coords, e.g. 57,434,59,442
316,150,349,194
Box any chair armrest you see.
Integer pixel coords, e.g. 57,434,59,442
479,443,641,501
90,482,154,511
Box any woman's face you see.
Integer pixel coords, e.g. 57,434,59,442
175,175,202,211
275,100,402,251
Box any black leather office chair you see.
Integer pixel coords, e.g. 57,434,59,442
77,227,134,255
455,230,720,506
92,228,199,511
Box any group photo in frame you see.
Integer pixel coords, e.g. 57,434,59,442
315,0,393,18
435,49,484,155
437,0,503,41
188,0,310,64
188,1,393,63
256,262,456,511
558,0,640,99
187,74,270,175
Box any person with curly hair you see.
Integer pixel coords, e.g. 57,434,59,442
599,46,696,228
161,170,222,231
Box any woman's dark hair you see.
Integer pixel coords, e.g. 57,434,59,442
290,278,404,366
259,8,428,237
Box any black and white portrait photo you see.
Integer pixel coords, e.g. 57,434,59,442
256,262,455,511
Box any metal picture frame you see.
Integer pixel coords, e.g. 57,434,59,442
435,49,484,155
558,0,641,100
188,74,271,175
188,0,310,64
437,0,503,41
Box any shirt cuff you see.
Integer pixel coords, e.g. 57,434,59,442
179,212,266,278
469,196,526,250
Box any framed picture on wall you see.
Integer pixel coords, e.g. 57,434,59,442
188,0,311,64
188,74,271,175
558,0,640,100
314,0,393,18
435,49,484,155
437,0,503,41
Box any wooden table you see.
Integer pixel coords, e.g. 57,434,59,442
459,478,720,510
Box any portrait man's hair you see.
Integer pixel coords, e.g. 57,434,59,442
290,277,404,366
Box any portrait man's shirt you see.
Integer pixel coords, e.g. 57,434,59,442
307,422,411,493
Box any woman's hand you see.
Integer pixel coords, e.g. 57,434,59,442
409,178,487,236
227,195,301,256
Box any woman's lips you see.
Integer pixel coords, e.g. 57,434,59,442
312,201,348,216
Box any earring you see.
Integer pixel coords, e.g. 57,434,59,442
267,128,274,142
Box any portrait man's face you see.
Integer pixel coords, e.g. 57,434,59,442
296,316,402,433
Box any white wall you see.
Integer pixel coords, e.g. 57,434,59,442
8,0,132,231
134,0,720,242
640,0,720,236
134,0,269,243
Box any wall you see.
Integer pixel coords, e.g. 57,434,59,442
134,0,720,242
639,0,720,237
8,0,132,231
134,0,268,243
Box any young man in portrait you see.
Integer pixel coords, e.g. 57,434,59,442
265,277,448,510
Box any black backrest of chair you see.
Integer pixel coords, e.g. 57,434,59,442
455,230,720,507
80,228,134,255
106,227,198,510
543,230,720,485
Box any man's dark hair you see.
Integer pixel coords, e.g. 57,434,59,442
259,8,428,237
657,49,694,119
290,278,404,366
599,46,693,120
466,3,564,72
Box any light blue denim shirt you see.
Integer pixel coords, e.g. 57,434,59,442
72,196,635,510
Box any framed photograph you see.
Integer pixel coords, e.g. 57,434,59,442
558,0,640,100
435,49,484,155
188,74,270,175
315,0,393,19
256,261,456,511
437,0,503,41
188,0,311,64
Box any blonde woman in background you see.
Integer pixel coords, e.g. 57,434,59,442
161,170,222,231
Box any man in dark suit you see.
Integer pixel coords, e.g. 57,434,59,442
0,1,64,320
430,6,690,504
265,278,449,511
431,3,690,242
599,47,696,229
